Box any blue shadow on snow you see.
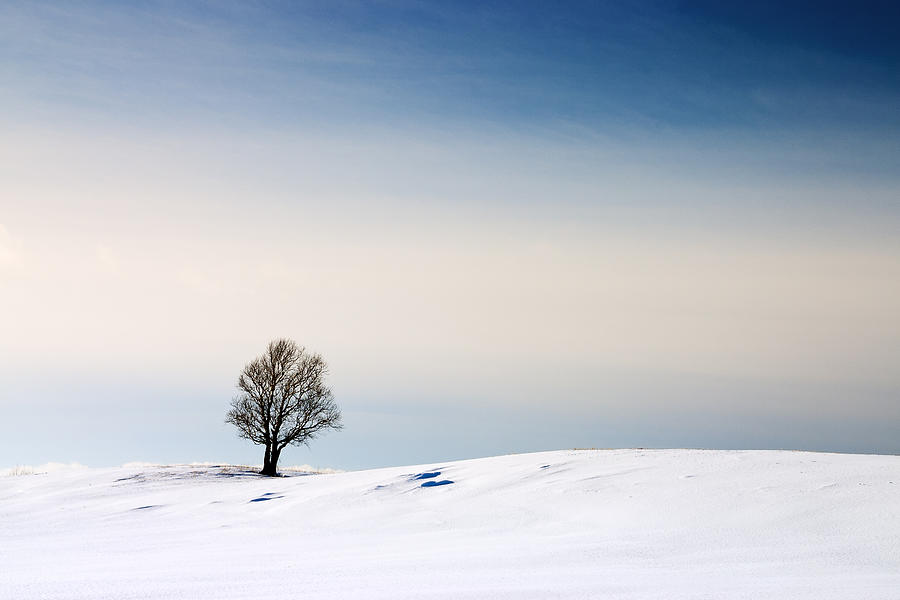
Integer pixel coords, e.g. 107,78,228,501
249,495,285,502
420,480,454,488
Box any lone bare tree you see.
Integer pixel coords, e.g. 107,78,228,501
226,339,342,476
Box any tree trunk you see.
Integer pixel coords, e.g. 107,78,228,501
261,443,276,476
269,447,282,476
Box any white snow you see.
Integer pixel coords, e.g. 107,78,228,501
1,462,87,477
1,449,898,599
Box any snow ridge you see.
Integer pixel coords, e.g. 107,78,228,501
1,449,898,599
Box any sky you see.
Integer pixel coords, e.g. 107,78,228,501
1,1,898,470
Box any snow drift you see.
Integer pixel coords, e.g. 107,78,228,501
1,449,898,599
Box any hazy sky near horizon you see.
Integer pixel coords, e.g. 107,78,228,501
2,1,899,469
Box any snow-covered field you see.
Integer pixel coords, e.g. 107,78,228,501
2,449,898,599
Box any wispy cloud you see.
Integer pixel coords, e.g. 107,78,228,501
3,1,899,135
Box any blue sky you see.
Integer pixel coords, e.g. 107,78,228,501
1,1,898,469
6,1,900,133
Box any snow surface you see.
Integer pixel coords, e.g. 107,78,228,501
1,449,898,599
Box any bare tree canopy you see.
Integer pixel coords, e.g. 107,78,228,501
226,339,342,476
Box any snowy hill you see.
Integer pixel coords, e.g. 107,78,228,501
2,449,898,599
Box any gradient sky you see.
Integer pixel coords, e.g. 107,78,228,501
1,1,899,470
